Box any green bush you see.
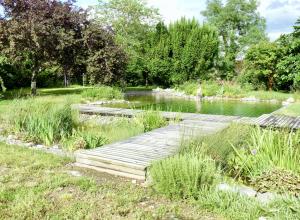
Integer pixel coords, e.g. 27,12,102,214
229,128,300,178
135,111,167,132
10,99,74,145
176,81,199,95
181,124,252,168
64,128,108,151
81,86,123,101
151,153,220,199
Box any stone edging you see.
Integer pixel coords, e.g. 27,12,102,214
152,88,296,106
0,133,73,158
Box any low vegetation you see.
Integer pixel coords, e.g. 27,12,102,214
81,86,124,101
151,153,220,199
150,124,300,219
0,143,220,219
176,80,300,100
0,87,166,151
8,99,74,146
275,103,300,117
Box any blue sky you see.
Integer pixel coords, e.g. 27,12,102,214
76,0,300,41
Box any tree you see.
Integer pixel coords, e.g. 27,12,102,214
95,0,160,55
83,23,127,85
0,0,88,94
50,1,88,87
95,0,160,85
145,18,219,86
276,25,300,90
293,17,300,38
243,41,281,90
0,0,57,95
202,0,267,77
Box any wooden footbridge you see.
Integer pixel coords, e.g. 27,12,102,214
73,104,300,181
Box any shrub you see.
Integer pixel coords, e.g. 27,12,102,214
250,168,300,197
176,81,199,96
63,128,108,151
81,86,123,101
9,99,74,145
229,128,300,178
181,124,253,168
151,153,220,199
135,111,167,132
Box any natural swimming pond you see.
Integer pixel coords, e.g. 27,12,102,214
104,91,282,117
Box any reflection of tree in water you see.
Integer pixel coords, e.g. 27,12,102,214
196,100,202,113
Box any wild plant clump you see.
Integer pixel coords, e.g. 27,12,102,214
229,128,300,179
150,153,220,199
250,168,300,197
135,111,167,132
81,86,123,101
9,99,74,146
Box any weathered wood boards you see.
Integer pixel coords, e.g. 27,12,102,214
74,105,244,180
74,105,300,181
252,114,300,129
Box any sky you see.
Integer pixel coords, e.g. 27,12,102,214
76,0,300,41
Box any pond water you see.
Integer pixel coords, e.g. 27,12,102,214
104,91,281,117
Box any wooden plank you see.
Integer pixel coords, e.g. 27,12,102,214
76,158,145,176
75,152,148,168
79,150,153,164
75,163,145,180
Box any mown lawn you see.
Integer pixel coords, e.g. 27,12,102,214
0,143,220,220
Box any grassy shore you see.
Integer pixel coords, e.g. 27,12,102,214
0,86,167,151
0,143,220,219
275,103,300,117
176,81,300,101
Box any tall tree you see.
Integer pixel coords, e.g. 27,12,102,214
293,17,300,38
0,0,57,95
50,1,88,87
0,0,88,94
146,18,219,85
95,0,160,55
95,0,160,85
83,23,127,85
243,41,281,90
202,0,267,77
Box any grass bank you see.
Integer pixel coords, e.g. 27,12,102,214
0,86,167,151
176,81,300,101
275,103,300,117
0,143,220,219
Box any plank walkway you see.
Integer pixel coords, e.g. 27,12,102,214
252,114,300,129
74,105,254,180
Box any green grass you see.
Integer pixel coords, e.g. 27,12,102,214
7,99,75,146
81,86,124,101
275,103,300,116
0,92,168,151
0,143,220,219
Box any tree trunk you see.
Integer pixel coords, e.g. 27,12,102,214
64,72,69,87
31,72,37,96
268,75,274,91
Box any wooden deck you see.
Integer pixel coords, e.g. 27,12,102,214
74,105,253,180
73,105,300,180
252,114,300,129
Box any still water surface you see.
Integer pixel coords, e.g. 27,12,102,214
105,91,281,117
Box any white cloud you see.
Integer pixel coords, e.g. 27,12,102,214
257,0,300,40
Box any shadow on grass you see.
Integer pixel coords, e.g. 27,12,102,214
2,86,92,100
